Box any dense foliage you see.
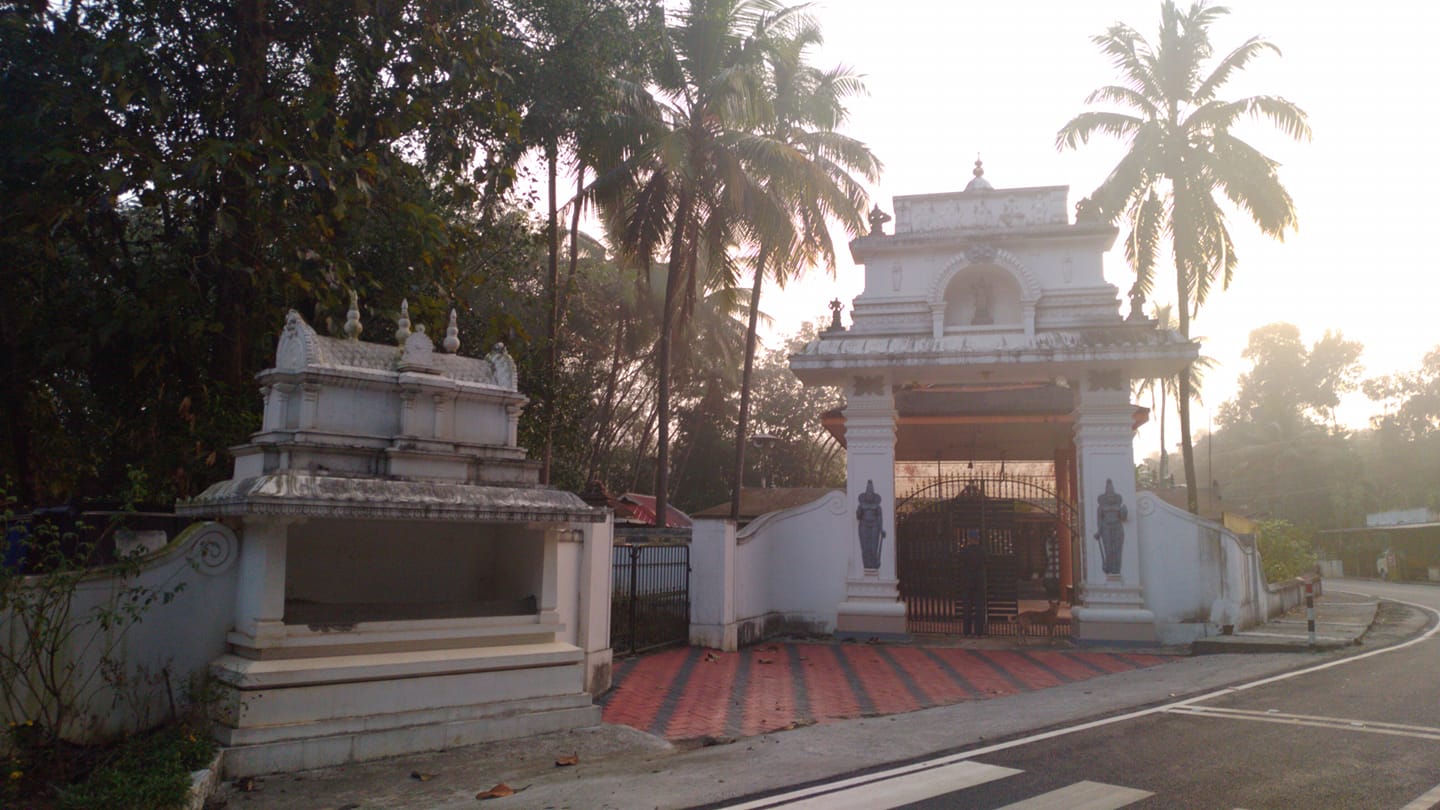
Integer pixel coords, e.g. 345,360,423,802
1254,519,1316,583
0,0,869,515
1146,325,1440,532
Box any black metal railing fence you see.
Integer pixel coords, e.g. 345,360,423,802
610,527,690,656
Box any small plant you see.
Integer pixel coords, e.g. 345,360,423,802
0,476,182,786
54,724,216,810
1256,519,1317,583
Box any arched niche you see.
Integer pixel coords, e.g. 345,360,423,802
941,267,1021,329
928,248,1039,338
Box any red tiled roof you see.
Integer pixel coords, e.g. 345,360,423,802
617,493,692,528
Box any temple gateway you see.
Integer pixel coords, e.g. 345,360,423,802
768,163,1232,645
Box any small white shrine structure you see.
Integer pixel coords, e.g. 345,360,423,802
691,164,1273,649
178,301,612,776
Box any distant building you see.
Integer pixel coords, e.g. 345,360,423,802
1319,509,1440,581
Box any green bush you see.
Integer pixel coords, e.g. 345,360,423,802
54,725,215,810
1256,519,1317,583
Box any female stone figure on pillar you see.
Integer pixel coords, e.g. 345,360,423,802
856,479,885,570
1094,478,1127,575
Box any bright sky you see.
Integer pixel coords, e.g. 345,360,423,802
761,0,1439,445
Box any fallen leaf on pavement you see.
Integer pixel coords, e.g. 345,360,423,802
757,657,774,664
234,776,259,792
476,783,529,800
411,771,438,781
555,754,579,767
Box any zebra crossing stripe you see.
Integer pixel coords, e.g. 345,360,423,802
727,761,1020,810
994,780,1153,809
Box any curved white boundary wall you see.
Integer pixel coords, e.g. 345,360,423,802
690,489,1292,649
690,492,848,651
1136,492,1276,644
1,522,240,741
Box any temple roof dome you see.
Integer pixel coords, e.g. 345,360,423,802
964,158,993,192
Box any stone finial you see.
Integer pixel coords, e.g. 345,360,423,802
395,299,412,344
965,155,993,192
1126,284,1147,322
867,205,892,236
343,290,363,341
442,309,460,353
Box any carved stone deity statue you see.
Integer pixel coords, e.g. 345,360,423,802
971,279,993,325
1094,478,1128,575
855,479,886,571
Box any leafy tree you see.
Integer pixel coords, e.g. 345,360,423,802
1255,519,1316,582
1057,0,1311,513
602,0,804,525
1132,302,1214,486
1217,323,1363,433
1207,324,1363,526
1364,345,1440,440
0,0,528,506
728,20,879,519
499,0,662,483
744,325,845,489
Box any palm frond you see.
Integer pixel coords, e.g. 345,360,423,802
1194,36,1280,101
1055,109,1145,150
1208,131,1298,238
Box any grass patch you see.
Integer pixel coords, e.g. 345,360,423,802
4,724,215,810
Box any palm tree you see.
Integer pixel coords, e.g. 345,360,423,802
1134,303,1216,487
728,21,880,519
600,0,804,525
1057,1,1309,513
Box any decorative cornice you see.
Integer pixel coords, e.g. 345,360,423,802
178,472,604,524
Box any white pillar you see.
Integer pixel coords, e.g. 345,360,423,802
577,515,614,693
232,516,295,648
1069,371,1157,643
835,375,907,638
688,519,738,651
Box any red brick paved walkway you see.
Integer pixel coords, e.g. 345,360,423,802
600,642,1172,741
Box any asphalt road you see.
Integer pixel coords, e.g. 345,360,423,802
733,580,1440,810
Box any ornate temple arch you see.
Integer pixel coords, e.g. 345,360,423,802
927,246,1041,338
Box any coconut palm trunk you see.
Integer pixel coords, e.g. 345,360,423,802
730,248,769,519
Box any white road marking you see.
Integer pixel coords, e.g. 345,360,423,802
1228,631,1352,641
995,780,1152,809
1400,781,1440,810
729,761,1020,810
722,589,1440,810
1167,705,1440,741
1270,619,1372,628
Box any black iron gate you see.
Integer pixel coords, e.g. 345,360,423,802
611,531,690,656
896,474,1077,636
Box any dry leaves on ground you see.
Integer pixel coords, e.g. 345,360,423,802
476,783,529,800
554,754,579,767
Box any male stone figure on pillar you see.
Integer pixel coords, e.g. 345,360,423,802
1095,478,1127,576
855,479,885,570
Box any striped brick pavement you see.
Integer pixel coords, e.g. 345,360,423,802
600,642,1172,741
